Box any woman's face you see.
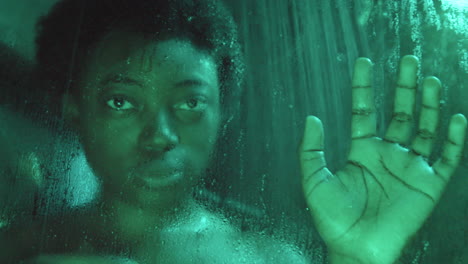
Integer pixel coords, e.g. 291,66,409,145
63,31,221,210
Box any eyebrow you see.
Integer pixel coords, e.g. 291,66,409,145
174,79,210,89
100,75,143,88
100,75,211,90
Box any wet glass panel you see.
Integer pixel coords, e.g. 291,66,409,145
0,0,466,263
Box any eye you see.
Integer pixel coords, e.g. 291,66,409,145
176,97,208,112
105,96,136,111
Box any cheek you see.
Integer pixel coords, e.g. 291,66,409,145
80,120,138,176
185,120,220,166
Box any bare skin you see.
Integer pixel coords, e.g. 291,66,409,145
299,56,467,264
17,201,305,263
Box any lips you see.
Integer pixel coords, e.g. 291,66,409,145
131,159,185,189
134,171,184,189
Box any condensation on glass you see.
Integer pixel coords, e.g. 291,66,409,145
0,0,466,263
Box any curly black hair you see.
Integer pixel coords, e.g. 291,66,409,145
35,0,245,122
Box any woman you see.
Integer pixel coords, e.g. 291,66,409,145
1,0,466,263
3,0,308,262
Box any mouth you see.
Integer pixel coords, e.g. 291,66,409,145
133,171,184,189
131,160,185,189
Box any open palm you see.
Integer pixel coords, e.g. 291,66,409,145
299,56,467,264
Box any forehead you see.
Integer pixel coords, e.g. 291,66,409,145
79,31,218,87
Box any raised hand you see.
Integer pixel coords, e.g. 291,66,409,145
298,56,467,264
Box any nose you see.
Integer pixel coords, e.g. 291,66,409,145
139,109,179,154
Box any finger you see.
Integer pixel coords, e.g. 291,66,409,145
384,55,419,144
299,117,357,226
351,57,376,140
299,116,328,191
410,77,441,157
432,114,467,182
299,116,340,218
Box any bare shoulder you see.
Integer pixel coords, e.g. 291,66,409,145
242,231,311,264
138,206,241,262
156,205,240,247
154,206,310,263
156,204,239,242
193,208,310,263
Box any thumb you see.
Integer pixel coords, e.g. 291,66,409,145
299,116,325,152
299,116,329,192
